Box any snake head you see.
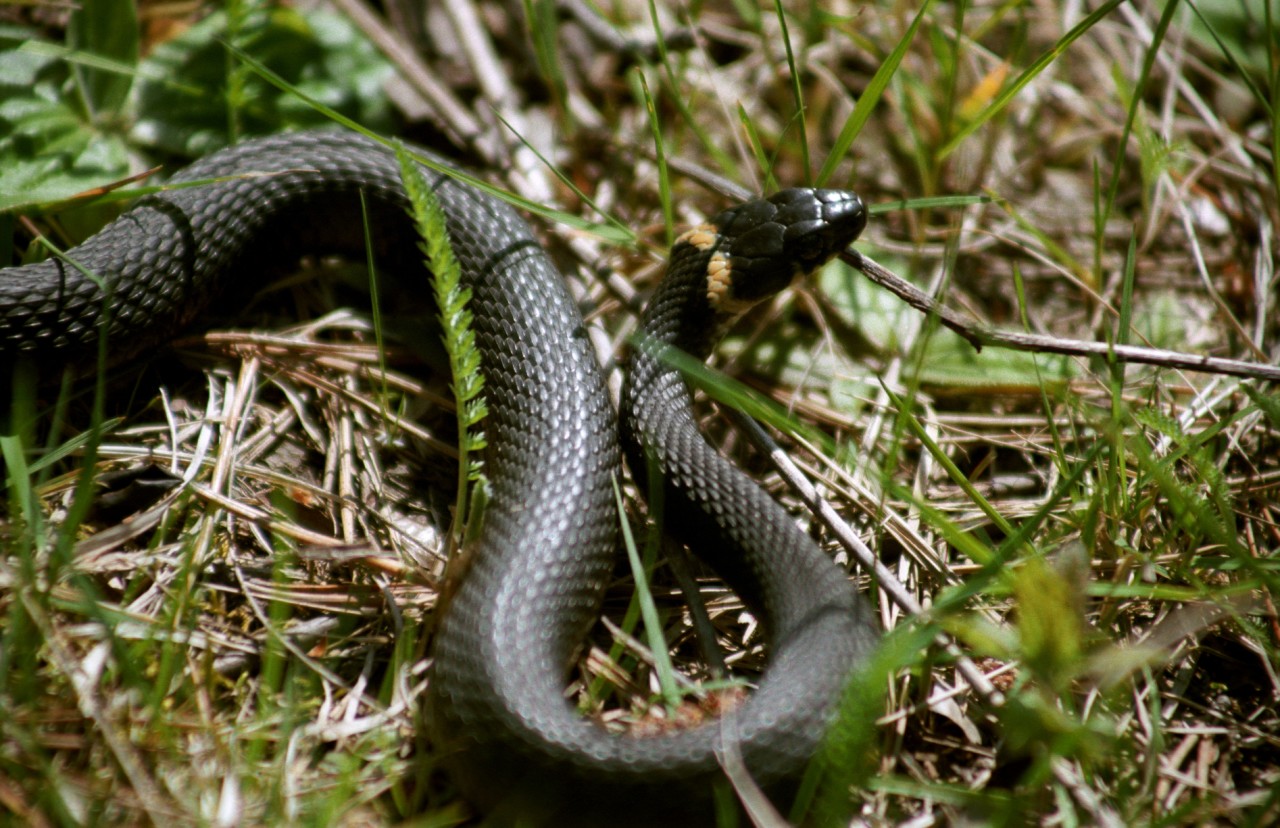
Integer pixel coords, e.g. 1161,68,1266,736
701,188,866,317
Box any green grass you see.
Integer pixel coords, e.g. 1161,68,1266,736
2,0,1279,825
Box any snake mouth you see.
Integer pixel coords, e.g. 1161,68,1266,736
701,187,867,317
807,188,868,262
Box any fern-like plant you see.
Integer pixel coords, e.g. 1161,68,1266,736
395,145,490,541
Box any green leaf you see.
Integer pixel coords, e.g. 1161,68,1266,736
1012,556,1085,693
614,474,682,710
68,0,140,122
0,106,131,212
868,194,991,215
131,7,394,155
0,29,132,211
1183,0,1280,78
1242,384,1280,429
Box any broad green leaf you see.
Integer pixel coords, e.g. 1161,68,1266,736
131,7,394,155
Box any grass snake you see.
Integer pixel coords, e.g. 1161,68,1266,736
0,130,876,824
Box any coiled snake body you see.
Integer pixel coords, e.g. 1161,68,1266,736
0,131,875,823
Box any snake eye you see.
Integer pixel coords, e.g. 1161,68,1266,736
771,189,866,274
730,221,786,259
784,220,828,265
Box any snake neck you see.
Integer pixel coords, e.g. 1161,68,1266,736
620,232,757,572
636,238,725,356
622,238,716,472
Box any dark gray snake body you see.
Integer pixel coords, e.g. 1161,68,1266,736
0,131,875,823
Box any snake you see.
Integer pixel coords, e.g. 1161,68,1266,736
0,130,876,824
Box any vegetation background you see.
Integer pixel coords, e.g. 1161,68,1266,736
1,0,1277,825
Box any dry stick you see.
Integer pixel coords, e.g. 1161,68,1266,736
849,249,1280,382
228,557,370,700
725,409,1006,709
330,0,485,155
558,0,697,64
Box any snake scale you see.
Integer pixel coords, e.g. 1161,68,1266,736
0,131,876,824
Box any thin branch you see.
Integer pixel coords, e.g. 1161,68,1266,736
329,0,485,154
849,250,1280,382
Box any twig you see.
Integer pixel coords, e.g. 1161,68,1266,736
850,250,1280,382
329,0,485,154
558,0,697,66
443,0,556,205
228,556,372,700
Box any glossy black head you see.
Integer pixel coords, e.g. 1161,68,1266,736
708,188,866,315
